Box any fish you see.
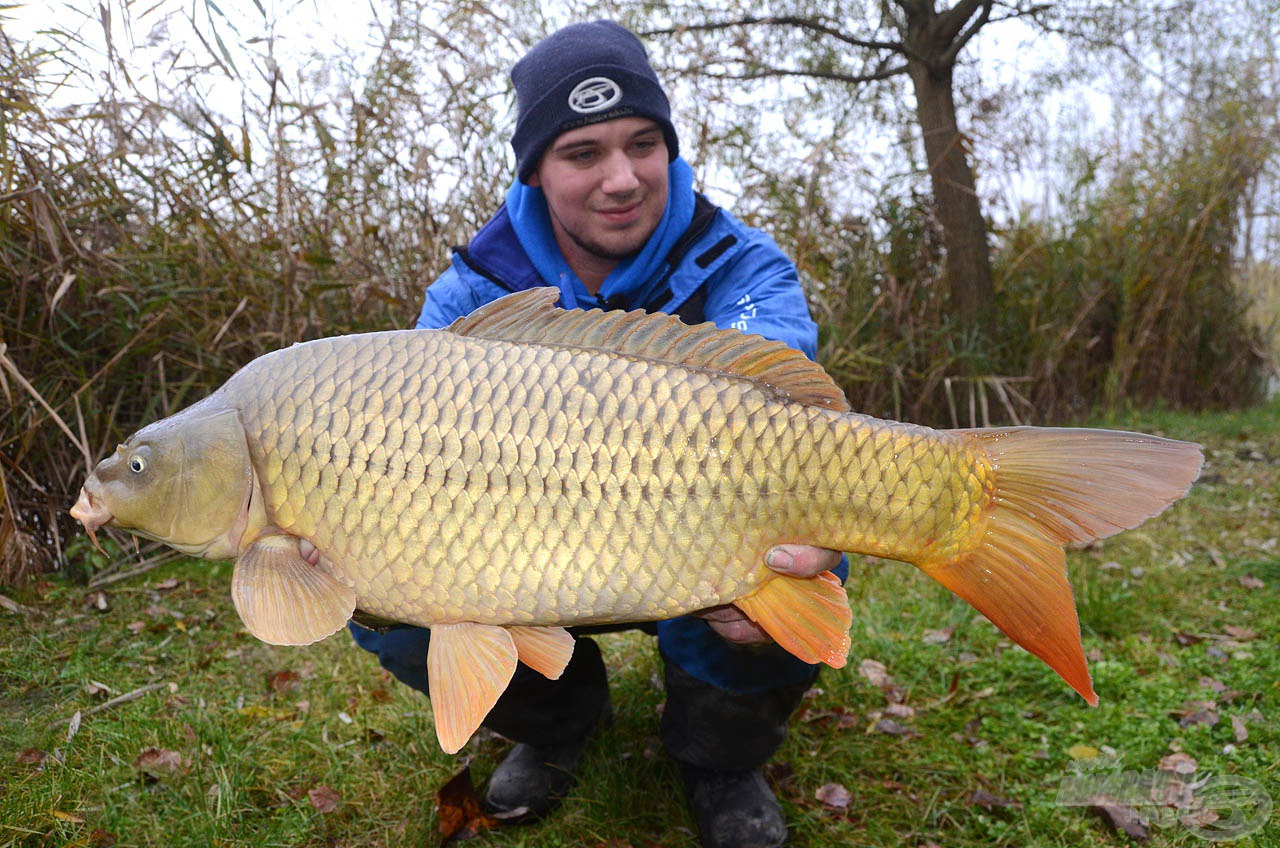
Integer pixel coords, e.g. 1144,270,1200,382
70,287,1203,753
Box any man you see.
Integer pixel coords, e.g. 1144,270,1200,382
350,20,847,848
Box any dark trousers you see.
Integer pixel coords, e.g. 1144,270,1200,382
349,622,815,769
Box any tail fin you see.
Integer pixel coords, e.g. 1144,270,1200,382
925,428,1203,705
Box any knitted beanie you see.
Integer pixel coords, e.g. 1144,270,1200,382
511,20,679,183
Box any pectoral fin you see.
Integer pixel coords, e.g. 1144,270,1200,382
427,623,519,754
735,572,852,668
508,626,575,679
230,535,356,646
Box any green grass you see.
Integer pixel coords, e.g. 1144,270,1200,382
3,402,1279,847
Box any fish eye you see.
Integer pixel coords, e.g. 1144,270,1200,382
128,445,152,474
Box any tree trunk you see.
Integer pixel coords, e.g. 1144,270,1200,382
906,57,995,338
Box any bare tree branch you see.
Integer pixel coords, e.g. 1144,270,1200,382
647,16,908,57
688,62,910,86
942,0,995,65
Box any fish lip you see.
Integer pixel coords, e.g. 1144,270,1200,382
70,486,113,554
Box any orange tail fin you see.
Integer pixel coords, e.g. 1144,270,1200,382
925,428,1203,704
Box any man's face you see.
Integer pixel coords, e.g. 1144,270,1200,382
530,117,669,279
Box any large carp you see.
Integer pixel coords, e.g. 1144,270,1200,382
71,288,1202,752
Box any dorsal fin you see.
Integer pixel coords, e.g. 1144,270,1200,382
444,288,850,411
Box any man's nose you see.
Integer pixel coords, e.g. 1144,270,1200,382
600,151,640,194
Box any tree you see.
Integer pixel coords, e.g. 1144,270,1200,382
651,2,1050,338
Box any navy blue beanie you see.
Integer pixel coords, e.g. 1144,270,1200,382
511,20,679,183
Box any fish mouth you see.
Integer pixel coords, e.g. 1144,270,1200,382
70,486,113,554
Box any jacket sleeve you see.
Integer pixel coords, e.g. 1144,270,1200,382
700,228,819,360
414,261,511,330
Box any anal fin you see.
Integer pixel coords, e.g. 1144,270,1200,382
427,623,519,754
734,572,852,668
508,626,575,679
231,535,356,646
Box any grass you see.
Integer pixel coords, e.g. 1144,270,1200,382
3,401,1279,847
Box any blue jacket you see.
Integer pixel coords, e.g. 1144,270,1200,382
415,196,820,359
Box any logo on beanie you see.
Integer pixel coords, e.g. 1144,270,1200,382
568,77,622,114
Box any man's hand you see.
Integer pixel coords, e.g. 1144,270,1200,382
694,545,843,645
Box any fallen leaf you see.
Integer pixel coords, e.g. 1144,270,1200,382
873,718,917,737
815,782,853,809
126,621,146,634
15,748,47,766
51,810,85,824
308,785,341,813
858,658,893,688
921,627,953,645
1238,575,1264,589
437,766,498,842
154,578,179,591
67,710,81,742
1158,752,1198,775
1091,798,1150,840
883,703,915,719
267,670,301,694
970,788,1022,810
132,747,188,776
1068,744,1101,760
1174,632,1203,646
85,591,109,612
1232,714,1249,743
1172,700,1220,728
1198,676,1227,693
88,828,116,847
1223,625,1257,641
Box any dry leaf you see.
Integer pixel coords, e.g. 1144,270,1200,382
1158,752,1198,775
815,782,853,809
858,658,892,688
132,747,188,776
308,785,341,813
921,627,953,645
1174,632,1203,646
437,766,498,842
1238,575,1264,589
51,810,85,824
1068,744,1101,760
154,578,179,591
874,718,916,737
268,670,301,694
884,703,915,719
1091,799,1150,840
1232,714,1249,743
16,748,47,766
1223,625,1257,641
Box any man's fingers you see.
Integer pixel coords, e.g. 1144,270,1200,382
693,604,772,645
765,544,842,577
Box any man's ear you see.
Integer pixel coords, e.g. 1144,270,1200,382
527,170,541,188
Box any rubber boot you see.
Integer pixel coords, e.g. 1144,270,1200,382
660,655,815,848
482,637,611,821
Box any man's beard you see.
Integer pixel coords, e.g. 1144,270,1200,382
565,226,645,263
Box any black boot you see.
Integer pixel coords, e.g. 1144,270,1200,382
481,637,611,821
660,654,815,848
681,765,788,848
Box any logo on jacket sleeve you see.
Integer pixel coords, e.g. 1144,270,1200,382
568,78,623,113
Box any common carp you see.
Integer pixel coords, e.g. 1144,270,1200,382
71,288,1202,752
